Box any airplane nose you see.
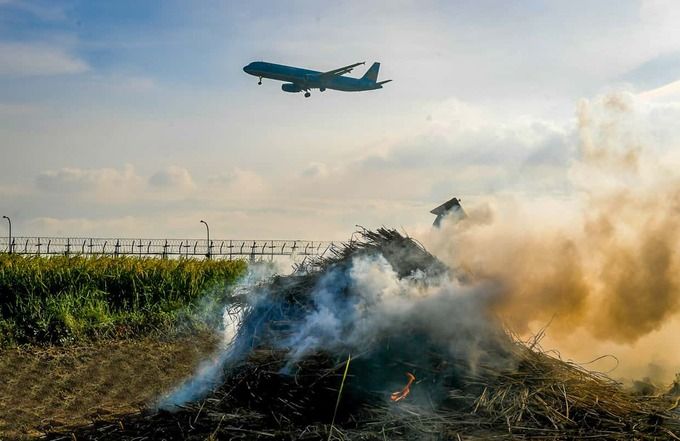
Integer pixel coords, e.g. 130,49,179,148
243,65,252,74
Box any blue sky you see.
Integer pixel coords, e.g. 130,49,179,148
2,0,680,239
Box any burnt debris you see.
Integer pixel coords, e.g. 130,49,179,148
48,228,680,440
431,197,466,228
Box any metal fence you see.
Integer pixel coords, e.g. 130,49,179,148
0,237,339,260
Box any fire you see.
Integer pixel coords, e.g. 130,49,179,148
390,372,416,402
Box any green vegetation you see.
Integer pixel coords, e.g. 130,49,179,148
0,254,247,346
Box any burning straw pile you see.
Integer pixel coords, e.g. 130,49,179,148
50,229,680,440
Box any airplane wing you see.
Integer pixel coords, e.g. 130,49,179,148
320,62,365,78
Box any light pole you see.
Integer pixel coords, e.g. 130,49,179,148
200,220,210,259
2,216,11,254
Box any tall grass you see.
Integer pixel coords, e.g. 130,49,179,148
0,255,247,346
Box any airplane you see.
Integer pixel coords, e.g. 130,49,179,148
242,61,391,97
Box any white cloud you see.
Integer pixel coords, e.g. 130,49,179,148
345,100,572,198
300,162,329,178
149,165,195,191
207,168,268,197
638,78,680,101
36,164,140,193
25,216,145,237
0,42,88,76
7,3,680,240
0,183,28,198
34,164,146,206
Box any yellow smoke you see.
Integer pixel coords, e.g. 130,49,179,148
421,91,680,383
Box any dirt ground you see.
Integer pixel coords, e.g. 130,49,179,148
0,333,220,440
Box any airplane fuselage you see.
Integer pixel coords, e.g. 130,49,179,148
243,61,384,93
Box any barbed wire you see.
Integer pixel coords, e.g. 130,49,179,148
0,237,339,259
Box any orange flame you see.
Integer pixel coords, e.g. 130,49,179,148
390,372,416,402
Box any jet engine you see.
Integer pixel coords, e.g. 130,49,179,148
281,83,302,93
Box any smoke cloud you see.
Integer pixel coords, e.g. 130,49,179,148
281,254,507,373
421,91,680,382
162,90,680,410
160,246,515,409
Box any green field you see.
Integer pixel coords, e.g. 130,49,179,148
0,254,247,346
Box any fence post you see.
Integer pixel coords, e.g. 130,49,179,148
0,236,335,260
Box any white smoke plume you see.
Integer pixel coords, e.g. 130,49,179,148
158,261,283,409
281,254,506,372
160,247,513,409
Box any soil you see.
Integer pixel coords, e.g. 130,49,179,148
0,333,220,440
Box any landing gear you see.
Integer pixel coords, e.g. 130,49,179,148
304,91,311,98
319,87,326,92
258,77,262,85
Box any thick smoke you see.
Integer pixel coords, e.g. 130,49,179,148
281,254,507,372
422,91,680,382
160,249,513,409
162,91,680,409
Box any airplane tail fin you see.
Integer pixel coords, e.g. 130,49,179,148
362,62,381,82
